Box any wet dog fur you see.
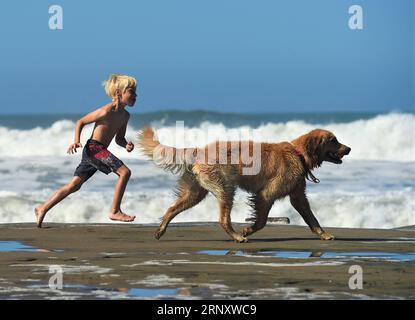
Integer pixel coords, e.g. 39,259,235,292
138,128,351,242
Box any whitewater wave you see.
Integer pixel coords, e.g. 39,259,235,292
1,188,413,229
0,113,414,161
0,154,413,228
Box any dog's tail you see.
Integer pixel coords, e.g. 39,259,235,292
137,127,194,174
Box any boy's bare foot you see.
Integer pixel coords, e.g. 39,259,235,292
35,206,47,228
109,211,136,222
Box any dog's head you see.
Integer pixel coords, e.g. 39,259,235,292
292,129,351,168
319,130,351,164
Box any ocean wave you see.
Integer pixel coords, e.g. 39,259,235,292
1,159,413,229
0,113,414,161
1,188,413,229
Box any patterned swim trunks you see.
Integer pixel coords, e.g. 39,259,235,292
73,139,124,180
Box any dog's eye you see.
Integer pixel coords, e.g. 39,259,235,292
330,137,338,143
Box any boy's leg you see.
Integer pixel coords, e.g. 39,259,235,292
109,165,135,222
35,175,87,228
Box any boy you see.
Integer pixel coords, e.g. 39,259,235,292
35,74,138,227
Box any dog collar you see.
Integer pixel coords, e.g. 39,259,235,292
291,144,320,184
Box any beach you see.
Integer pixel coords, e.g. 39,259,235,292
1,0,413,305
0,111,414,300
1,112,414,229
0,223,414,300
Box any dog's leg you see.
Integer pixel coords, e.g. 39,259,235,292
155,187,208,240
218,195,248,243
195,165,246,243
242,193,274,237
155,173,208,240
207,184,246,242
289,181,335,240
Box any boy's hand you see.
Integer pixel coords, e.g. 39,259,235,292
67,142,82,154
126,141,134,152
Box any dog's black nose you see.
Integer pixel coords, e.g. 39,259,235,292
344,147,351,155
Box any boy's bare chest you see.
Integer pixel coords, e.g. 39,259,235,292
101,112,127,130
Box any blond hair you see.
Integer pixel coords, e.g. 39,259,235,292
102,74,137,100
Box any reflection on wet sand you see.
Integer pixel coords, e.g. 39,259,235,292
204,249,415,262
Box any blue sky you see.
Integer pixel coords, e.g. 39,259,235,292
0,0,413,114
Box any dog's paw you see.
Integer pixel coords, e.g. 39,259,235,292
234,235,248,243
154,228,165,240
319,232,335,241
241,228,251,237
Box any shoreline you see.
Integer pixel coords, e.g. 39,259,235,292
0,223,414,300
2,221,414,230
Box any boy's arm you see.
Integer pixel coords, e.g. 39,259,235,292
115,122,128,148
115,114,134,152
67,108,107,154
74,108,107,144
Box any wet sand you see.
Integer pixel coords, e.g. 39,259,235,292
0,223,414,300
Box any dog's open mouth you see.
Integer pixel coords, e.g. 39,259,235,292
327,152,344,164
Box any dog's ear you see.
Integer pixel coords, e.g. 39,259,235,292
317,135,328,155
304,134,325,166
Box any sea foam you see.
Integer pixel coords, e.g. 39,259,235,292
0,113,414,161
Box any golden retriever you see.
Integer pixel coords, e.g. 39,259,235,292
138,128,351,242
